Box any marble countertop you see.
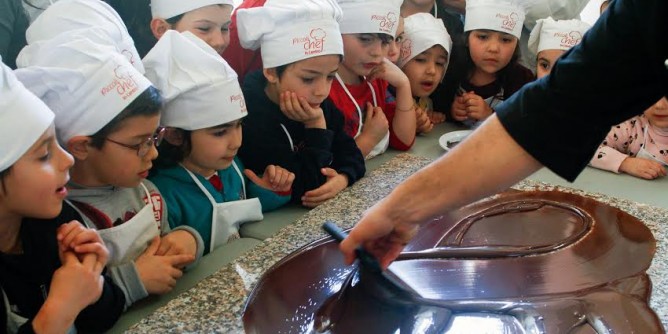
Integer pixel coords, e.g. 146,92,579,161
126,153,668,333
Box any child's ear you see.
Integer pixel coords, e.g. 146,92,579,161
263,68,279,84
150,18,171,40
164,128,184,146
67,136,91,160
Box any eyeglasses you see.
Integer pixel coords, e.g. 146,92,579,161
105,127,165,157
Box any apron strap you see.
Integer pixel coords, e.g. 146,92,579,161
231,160,246,199
334,73,378,138
280,123,296,153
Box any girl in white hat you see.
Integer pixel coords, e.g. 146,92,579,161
236,0,366,208
398,13,453,134
0,61,124,333
330,0,416,159
528,17,591,79
150,0,234,56
590,97,668,180
145,31,294,254
447,0,534,127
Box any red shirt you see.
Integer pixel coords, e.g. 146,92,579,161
329,78,413,151
222,0,266,84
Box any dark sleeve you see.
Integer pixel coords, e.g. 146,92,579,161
239,106,335,203
0,0,28,69
73,274,125,332
326,102,366,186
496,0,668,182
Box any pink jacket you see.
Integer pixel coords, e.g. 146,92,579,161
590,115,668,173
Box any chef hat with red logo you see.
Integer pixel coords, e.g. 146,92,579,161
237,0,344,69
15,31,151,144
337,0,402,37
528,17,591,56
0,59,54,171
144,30,246,130
464,0,527,39
398,13,453,71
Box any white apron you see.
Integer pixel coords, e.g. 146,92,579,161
183,162,262,251
70,183,160,266
335,73,389,159
636,125,668,167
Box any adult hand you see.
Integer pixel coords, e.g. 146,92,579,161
619,157,667,179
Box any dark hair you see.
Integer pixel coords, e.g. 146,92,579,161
89,86,163,149
152,128,193,171
0,167,11,194
103,0,157,57
274,55,344,80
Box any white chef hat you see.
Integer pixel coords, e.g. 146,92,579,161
15,34,152,144
24,0,144,73
337,0,402,37
0,60,55,172
528,17,590,56
398,13,453,70
151,0,234,19
464,0,527,39
237,0,344,69
143,30,246,130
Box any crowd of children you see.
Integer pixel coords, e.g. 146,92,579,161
1,0,662,331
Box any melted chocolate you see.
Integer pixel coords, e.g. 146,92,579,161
243,191,663,333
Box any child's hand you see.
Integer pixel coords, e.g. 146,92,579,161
34,251,104,333
279,91,326,129
368,58,409,89
57,221,108,272
463,92,494,121
427,110,446,124
301,168,349,208
136,236,193,294
619,157,667,179
415,106,434,134
361,102,389,142
244,166,295,193
451,95,469,122
156,230,198,263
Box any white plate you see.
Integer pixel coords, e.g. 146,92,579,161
439,130,473,151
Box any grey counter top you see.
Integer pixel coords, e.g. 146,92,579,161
125,153,668,333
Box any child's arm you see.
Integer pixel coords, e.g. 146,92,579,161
355,102,389,157
373,59,416,148
589,118,638,173
244,165,294,212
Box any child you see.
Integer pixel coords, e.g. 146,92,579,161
21,0,145,73
398,13,453,134
145,31,294,254
236,0,365,208
331,0,416,159
0,61,124,333
150,0,233,56
590,98,668,180
528,17,590,79
446,0,534,127
16,33,203,308
385,16,404,65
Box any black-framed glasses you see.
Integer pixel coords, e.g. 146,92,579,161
105,127,165,157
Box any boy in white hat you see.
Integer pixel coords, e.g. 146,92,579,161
150,0,234,56
19,0,144,73
236,0,365,208
447,0,534,127
0,60,125,332
398,13,453,134
146,31,294,254
15,33,203,309
528,17,591,79
330,0,416,159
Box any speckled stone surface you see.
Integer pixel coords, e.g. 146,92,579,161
125,154,668,333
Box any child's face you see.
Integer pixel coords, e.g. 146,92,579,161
535,49,565,79
644,97,668,130
468,30,517,77
341,33,389,77
1,125,74,219
85,114,161,188
183,120,243,176
269,54,340,109
403,46,448,98
173,4,233,55
385,18,404,64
